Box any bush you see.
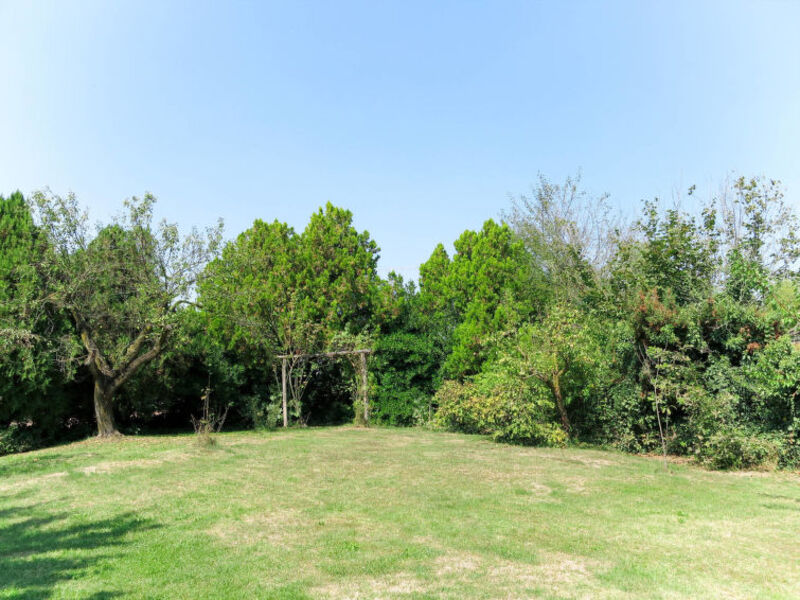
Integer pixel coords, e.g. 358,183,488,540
371,331,440,426
374,388,433,426
777,437,800,470
673,386,738,456
0,423,36,456
576,379,655,452
739,336,800,430
433,373,567,447
775,421,800,470
245,393,284,430
699,429,779,470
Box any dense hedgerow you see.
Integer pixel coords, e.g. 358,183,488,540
3,176,800,470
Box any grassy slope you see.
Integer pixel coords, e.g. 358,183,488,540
1,427,799,600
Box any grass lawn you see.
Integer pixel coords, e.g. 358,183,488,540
1,427,799,599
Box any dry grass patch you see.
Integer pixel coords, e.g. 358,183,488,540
434,550,483,575
430,549,611,599
313,572,425,599
208,508,304,549
77,459,165,474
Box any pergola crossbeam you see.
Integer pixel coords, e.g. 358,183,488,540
276,349,371,359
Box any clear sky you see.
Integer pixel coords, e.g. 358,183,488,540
1,0,799,280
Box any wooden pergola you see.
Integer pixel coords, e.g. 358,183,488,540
275,349,372,428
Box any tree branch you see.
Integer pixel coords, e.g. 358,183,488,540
74,316,114,379
117,324,154,374
112,327,170,391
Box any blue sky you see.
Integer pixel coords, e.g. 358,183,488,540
1,1,799,280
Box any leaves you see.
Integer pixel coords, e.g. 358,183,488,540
21,190,222,433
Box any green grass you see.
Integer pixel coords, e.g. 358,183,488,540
1,427,799,599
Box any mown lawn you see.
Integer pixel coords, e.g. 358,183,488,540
1,427,799,599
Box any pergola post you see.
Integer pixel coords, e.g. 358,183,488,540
281,357,288,428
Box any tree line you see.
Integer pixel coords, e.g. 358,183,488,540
2,175,799,470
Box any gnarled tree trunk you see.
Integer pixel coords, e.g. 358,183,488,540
80,323,168,438
93,377,119,437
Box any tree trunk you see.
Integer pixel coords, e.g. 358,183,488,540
93,378,120,437
552,373,571,434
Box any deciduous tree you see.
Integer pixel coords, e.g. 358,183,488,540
30,191,222,436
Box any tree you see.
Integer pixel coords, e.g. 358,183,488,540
370,273,442,425
502,305,603,435
418,220,534,379
201,219,309,356
716,177,800,302
30,191,222,436
418,243,456,322
298,203,381,334
610,199,719,309
199,203,380,424
0,192,77,442
291,204,379,423
503,173,618,304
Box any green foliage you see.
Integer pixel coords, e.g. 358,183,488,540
739,335,800,429
200,218,300,355
721,177,800,301
0,422,38,455
433,376,567,447
433,302,605,445
418,220,534,380
776,422,800,469
0,192,86,447
202,204,379,355
372,331,438,425
26,190,223,436
6,173,800,473
200,204,380,425
435,174,800,469
244,393,285,430
111,308,246,432
503,173,616,305
0,192,50,408
611,200,718,308
698,429,780,470
368,273,442,425
497,305,609,435
300,203,380,333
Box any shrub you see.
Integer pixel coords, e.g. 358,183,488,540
775,420,800,470
581,380,656,453
190,386,229,447
0,423,36,456
674,386,737,456
433,373,566,447
699,429,779,470
371,331,440,426
245,393,283,430
739,336,800,430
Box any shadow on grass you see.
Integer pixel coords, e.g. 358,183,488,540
0,499,158,599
